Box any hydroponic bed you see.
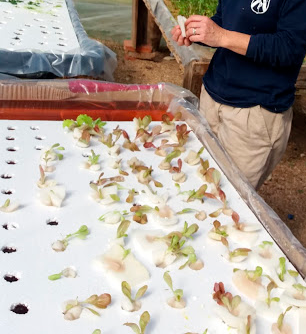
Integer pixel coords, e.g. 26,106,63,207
0,80,306,334
0,0,116,79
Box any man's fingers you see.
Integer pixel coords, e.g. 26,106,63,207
185,22,201,31
183,38,192,47
171,25,180,35
186,27,202,39
185,15,205,25
177,34,185,46
188,34,206,44
172,28,182,42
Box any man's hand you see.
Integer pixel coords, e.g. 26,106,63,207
172,15,250,56
185,15,225,47
171,25,192,47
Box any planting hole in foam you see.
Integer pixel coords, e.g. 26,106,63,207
1,189,15,195
6,160,18,165
35,145,44,150
1,174,13,179
47,218,59,226
6,136,15,141
7,126,16,130
2,246,17,254
30,126,39,130
10,304,29,314
2,222,19,230
35,136,45,140
4,273,20,283
6,147,19,152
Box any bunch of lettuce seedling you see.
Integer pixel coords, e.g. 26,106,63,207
63,114,106,133
184,147,204,165
159,150,181,170
128,161,163,188
160,112,182,132
63,114,106,147
52,225,89,252
208,220,228,241
121,281,148,312
0,198,19,213
63,293,111,321
221,237,252,262
99,210,129,225
271,307,292,334
213,282,241,313
156,222,203,270
90,172,125,204
48,267,77,281
177,207,207,221
81,150,101,171
144,138,185,156
133,115,152,131
124,311,150,334
163,271,186,308
41,143,65,172
99,126,122,156
135,124,162,143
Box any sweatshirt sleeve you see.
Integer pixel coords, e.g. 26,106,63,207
246,0,306,67
211,0,222,27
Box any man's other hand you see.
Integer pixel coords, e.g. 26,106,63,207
185,15,224,47
171,25,192,47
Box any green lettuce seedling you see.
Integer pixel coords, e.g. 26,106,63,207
51,225,89,252
163,271,186,308
265,281,280,307
124,311,150,334
121,281,148,312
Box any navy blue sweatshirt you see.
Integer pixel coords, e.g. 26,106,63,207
203,0,306,112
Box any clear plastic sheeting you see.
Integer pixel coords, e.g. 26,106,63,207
73,0,132,42
0,0,117,80
142,0,200,65
0,79,305,278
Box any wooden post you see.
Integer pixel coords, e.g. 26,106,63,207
124,0,162,60
183,61,210,98
147,9,162,51
131,0,139,49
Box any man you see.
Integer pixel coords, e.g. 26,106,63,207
171,0,306,189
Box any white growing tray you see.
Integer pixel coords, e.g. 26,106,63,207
0,0,79,53
0,120,304,333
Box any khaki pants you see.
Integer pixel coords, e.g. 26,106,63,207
200,86,293,189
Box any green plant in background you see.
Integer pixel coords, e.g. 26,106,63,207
172,0,218,18
0,0,23,4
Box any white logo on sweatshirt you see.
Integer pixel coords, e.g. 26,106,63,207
251,0,270,14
